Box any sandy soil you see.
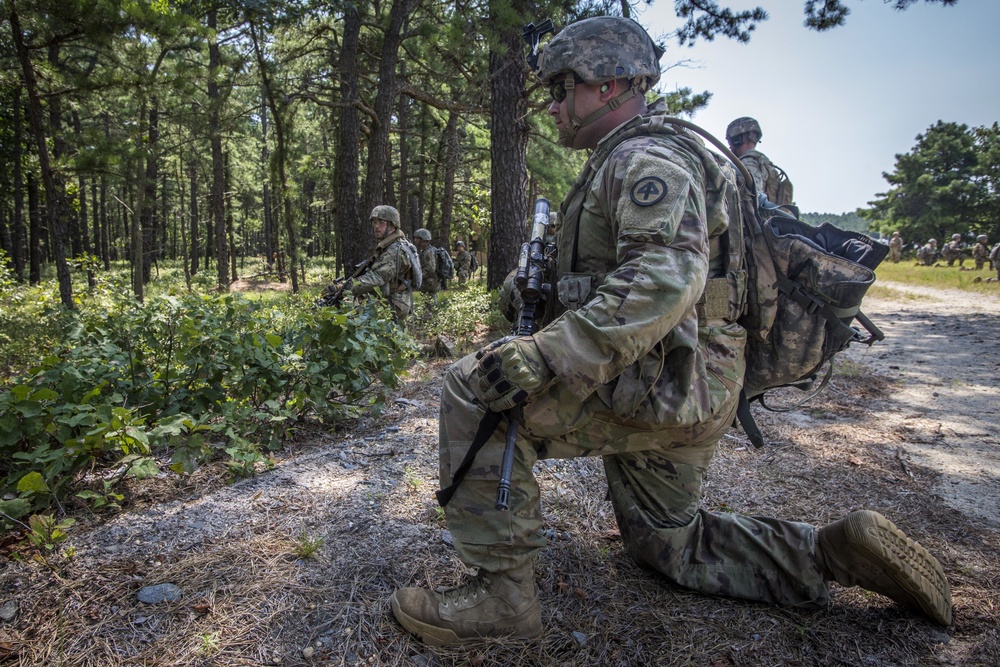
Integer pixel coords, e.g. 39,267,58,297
841,280,1000,529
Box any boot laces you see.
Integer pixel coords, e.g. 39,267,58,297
440,575,491,608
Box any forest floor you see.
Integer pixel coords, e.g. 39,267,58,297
1,279,999,667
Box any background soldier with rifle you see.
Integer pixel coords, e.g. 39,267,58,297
316,205,419,321
390,16,951,646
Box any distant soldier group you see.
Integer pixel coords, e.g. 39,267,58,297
318,205,482,321
907,232,1000,281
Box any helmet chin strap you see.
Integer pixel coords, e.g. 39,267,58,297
559,77,639,147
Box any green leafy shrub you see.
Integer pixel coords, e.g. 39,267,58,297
0,251,63,380
414,284,503,351
0,290,417,528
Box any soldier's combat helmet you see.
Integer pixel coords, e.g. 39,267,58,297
531,16,663,147
414,228,432,241
928,238,937,245
455,240,466,248
370,205,400,228
977,234,988,242
726,117,762,148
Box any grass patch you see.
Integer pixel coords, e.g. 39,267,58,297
876,259,999,294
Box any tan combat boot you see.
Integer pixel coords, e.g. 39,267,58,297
390,563,542,645
818,510,952,626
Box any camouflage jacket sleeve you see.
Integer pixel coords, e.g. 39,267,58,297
352,241,411,295
455,251,472,272
533,137,711,399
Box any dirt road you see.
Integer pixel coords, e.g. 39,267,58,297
842,280,1000,528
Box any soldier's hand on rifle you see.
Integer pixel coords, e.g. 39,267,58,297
474,336,554,412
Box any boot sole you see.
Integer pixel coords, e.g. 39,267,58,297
845,511,952,626
390,593,542,646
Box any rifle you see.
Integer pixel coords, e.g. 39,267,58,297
434,198,555,511
523,19,554,72
314,255,376,308
495,198,553,511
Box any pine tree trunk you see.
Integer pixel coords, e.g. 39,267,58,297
208,9,228,291
11,86,26,281
487,9,530,290
335,3,364,272
10,8,73,307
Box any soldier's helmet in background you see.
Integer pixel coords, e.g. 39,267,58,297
928,238,937,245
952,233,962,241
977,234,988,242
727,117,762,144
414,228,432,241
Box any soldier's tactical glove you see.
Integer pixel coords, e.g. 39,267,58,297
474,336,554,412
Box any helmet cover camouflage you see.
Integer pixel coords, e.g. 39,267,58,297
370,205,400,227
928,238,937,245
534,16,663,90
414,228,432,241
952,233,961,241
726,117,762,143
455,240,466,247
977,234,988,242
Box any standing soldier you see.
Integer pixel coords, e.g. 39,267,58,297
389,16,951,645
340,205,418,322
726,116,795,212
940,233,965,267
972,234,990,270
413,228,440,301
888,231,904,263
454,241,473,286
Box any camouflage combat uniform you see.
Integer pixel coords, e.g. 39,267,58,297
418,245,441,295
940,240,965,267
888,234,904,263
350,228,416,321
454,249,473,283
917,242,937,266
440,100,830,608
972,240,990,270
738,149,779,199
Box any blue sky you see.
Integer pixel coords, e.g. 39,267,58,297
637,0,999,214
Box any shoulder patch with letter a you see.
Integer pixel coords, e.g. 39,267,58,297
630,176,667,206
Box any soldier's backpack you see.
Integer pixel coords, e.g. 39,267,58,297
401,240,423,290
435,246,455,282
470,252,479,272
666,117,888,448
770,164,794,209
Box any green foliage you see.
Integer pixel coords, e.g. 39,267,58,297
0,289,417,525
293,532,325,559
0,253,63,380
413,283,502,351
23,513,76,552
861,120,1000,243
